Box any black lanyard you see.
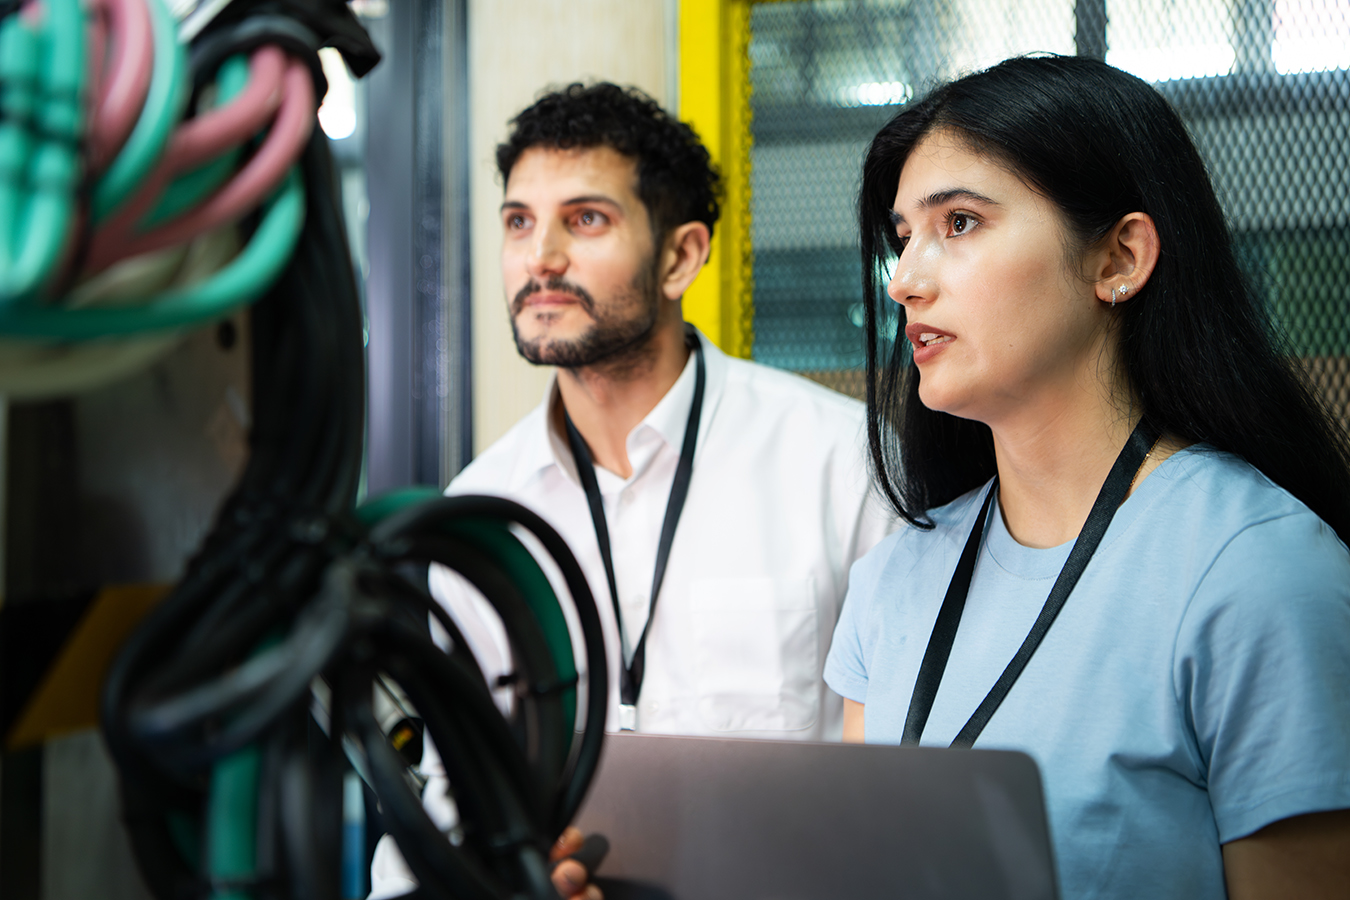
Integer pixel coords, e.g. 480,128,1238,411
902,418,1159,748
563,337,705,730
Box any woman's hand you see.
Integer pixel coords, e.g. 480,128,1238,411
551,827,603,900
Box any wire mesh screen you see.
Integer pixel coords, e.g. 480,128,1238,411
747,0,1350,425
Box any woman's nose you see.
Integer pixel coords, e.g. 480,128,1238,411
887,245,934,307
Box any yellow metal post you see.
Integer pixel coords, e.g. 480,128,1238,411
679,0,754,358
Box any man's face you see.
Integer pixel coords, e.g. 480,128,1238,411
501,145,662,368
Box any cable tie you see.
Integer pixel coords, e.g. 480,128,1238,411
528,674,579,696
495,672,579,697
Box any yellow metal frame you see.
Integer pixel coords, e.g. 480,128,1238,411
679,0,755,358
680,0,807,359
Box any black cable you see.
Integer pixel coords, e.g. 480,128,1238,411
100,30,607,900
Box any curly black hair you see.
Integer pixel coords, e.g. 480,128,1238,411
497,82,722,244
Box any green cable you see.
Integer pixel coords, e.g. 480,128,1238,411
144,150,239,228
354,487,444,527
206,629,286,900
0,0,84,302
141,55,249,229
92,0,188,222
440,519,579,756
0,166,305,338
206,743,261,900
355,490,581,755
0,14,45,297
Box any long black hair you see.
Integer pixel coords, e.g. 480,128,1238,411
860,54,1350,545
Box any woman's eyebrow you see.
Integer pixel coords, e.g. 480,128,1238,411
890,188,1001,225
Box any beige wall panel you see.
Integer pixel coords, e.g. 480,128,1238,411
468,0,673,455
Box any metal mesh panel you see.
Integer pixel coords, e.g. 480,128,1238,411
747,0,1350,425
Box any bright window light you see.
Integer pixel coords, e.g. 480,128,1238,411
317,47,357,141
1273,0,1350,74
1107,43,1236,82
836,81,913,108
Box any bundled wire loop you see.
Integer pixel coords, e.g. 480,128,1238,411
8,0,614,897
0,0,313,394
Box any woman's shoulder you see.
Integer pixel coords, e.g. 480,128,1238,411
1147,446,1350,595
856,481,994,578
1155,446,1330,530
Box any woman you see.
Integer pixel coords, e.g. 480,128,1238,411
824,55,1350,898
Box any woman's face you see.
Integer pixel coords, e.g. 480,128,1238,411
888,130,1115,429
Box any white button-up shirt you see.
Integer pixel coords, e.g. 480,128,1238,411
369,330,895,898
429,329,895,739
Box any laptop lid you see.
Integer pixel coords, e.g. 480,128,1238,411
572,732,1059,900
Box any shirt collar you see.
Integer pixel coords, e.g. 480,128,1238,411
510,327,729,490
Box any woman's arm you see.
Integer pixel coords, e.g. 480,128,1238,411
843,699,865,743
1222,809,1350,900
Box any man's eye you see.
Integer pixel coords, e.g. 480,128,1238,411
578,210,606,227
507,214,528,230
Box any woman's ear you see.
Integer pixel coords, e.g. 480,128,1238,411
1092,212,1160,305
659,221,711,301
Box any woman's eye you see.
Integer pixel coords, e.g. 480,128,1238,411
949,213,975,236
507,214,528,230
578,210,606,227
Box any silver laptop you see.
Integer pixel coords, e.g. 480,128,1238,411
572,732,1059,900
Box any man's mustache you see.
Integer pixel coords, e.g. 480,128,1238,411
512,277,596,316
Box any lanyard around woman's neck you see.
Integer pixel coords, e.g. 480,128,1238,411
901,417,1160,748
563,336,706,731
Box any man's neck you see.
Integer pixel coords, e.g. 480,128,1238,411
555,321,692,479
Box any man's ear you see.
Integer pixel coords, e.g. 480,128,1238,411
1091,211,1160,304
659,221,711,301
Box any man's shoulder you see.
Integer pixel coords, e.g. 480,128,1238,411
447,404,552,496
718,355,866,424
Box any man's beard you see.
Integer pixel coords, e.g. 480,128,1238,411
510,263,661,369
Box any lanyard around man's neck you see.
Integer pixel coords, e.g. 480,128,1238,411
563,335,706,730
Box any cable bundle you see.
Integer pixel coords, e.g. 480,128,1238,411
0,0,615,897
0,0,317,395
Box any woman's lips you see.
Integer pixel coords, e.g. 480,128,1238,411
905,322,954,364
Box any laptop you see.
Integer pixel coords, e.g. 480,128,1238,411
572,732,1059,900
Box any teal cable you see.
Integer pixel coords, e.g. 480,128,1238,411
12,0,83,298
92,0,188,222
0,0,84,302
206,743,260,900
441,519,579,759
0,167,304,338
354,487,444,527
0,15,42,293
356,490,581,756
141,55,251,229
206,630,287,900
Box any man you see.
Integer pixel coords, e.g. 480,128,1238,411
370,82,892,898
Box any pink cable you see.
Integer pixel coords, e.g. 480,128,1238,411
88,58,315,269
84,47,291,272
166,45,288,172
88,0,153,173
86,0,108,108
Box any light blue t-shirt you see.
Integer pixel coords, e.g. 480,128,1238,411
825,448,1350,899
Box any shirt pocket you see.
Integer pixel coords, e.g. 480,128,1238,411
690,576,819,732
